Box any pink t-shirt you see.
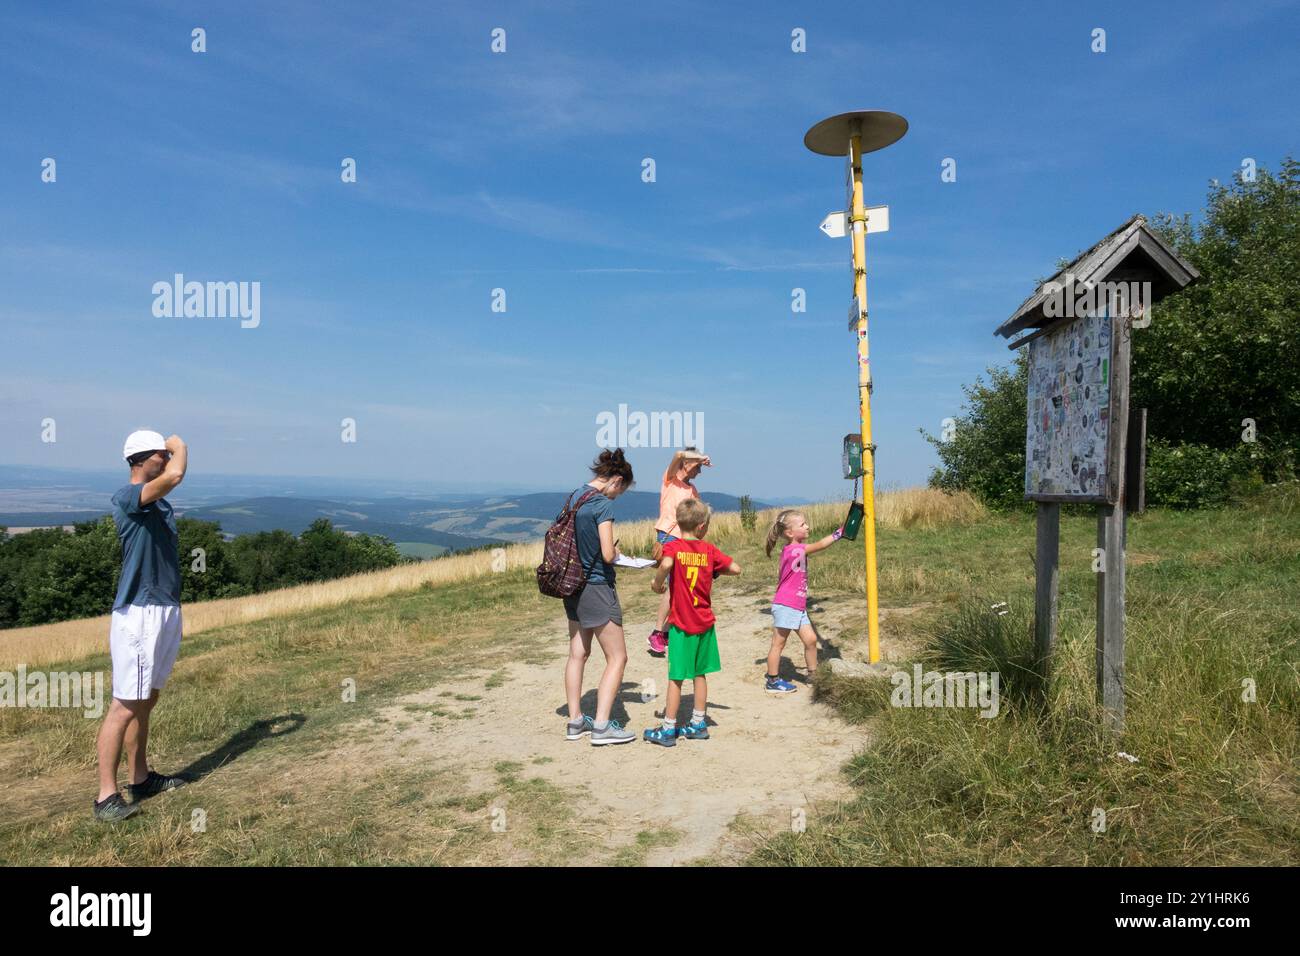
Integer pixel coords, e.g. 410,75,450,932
773,543,807,610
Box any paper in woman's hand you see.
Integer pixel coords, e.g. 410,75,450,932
613,555,657,569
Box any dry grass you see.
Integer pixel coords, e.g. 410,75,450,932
874,486,987,530
0,487,976,670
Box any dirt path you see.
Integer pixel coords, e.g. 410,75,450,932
0,588,918,866
350,590,894,865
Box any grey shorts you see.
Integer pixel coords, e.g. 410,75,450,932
563,582,623,630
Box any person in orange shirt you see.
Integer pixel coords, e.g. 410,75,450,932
647,447,711,656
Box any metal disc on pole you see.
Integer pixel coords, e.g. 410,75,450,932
803,110,908,156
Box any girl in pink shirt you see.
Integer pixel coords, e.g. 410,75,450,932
762,510,843,694
646,448,710,655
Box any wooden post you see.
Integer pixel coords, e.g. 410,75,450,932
1034,502,1060,680
1096,315,1133,732
1125,408,1147,515
1096,503,1127,730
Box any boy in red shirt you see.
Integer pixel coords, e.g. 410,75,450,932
645,498,740,746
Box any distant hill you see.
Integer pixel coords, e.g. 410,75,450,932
405,490,774,544
183,490,774,548
181,497,503,555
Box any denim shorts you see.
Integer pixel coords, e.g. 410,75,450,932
771,603,810,630
656,531,678,544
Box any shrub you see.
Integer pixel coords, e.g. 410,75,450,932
738,495,757,532
1144,440,1260,509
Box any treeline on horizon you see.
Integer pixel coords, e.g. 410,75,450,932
0,517,403,630
925,158,1299,510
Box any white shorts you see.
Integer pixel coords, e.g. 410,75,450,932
109,604,183,701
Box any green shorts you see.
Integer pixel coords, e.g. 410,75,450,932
666,624,721,681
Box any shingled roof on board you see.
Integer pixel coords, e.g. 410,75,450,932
994,213,1200,342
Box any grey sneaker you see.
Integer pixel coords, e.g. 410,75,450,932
590,720,635,746
93,793,141,822
565,715,594,740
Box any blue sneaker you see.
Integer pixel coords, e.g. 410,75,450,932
765,676,798,695
643,725,678,747
680,720,710,740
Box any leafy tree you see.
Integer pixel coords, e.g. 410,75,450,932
0,527,69,628
228,529,301,592
18,518,119,625
297,518,355,582
922,354,1029,510
178,518,244,602
1135,158,1299,480
343,529,403,572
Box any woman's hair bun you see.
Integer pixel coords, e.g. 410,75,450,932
590,446,634,483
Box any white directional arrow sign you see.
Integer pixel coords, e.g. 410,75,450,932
820,211,849,238
819,205,891,238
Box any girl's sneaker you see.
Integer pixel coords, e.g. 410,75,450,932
765,676,798,695
647,630,668,656
680,720,710,740
643,725,678,747
565,715,594,740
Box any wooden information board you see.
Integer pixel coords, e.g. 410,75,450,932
1024,312,1116,503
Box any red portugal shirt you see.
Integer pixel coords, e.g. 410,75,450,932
662,539,734,634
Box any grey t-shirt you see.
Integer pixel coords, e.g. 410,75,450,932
569,484,615,586
111,483,181,609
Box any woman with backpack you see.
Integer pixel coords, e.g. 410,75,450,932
560,448,636,745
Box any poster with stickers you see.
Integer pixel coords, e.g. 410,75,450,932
1024,312,1115,501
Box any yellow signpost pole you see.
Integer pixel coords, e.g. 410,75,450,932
847,130,882,663
804,110,908,665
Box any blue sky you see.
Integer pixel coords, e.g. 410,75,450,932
2,0,1297,501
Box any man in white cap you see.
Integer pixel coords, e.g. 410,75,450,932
93,430,189,821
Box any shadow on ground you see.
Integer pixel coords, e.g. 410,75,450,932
177,713,307,783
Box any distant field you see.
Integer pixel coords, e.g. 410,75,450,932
394,542,449,559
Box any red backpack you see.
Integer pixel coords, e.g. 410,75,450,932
536,489,599,598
